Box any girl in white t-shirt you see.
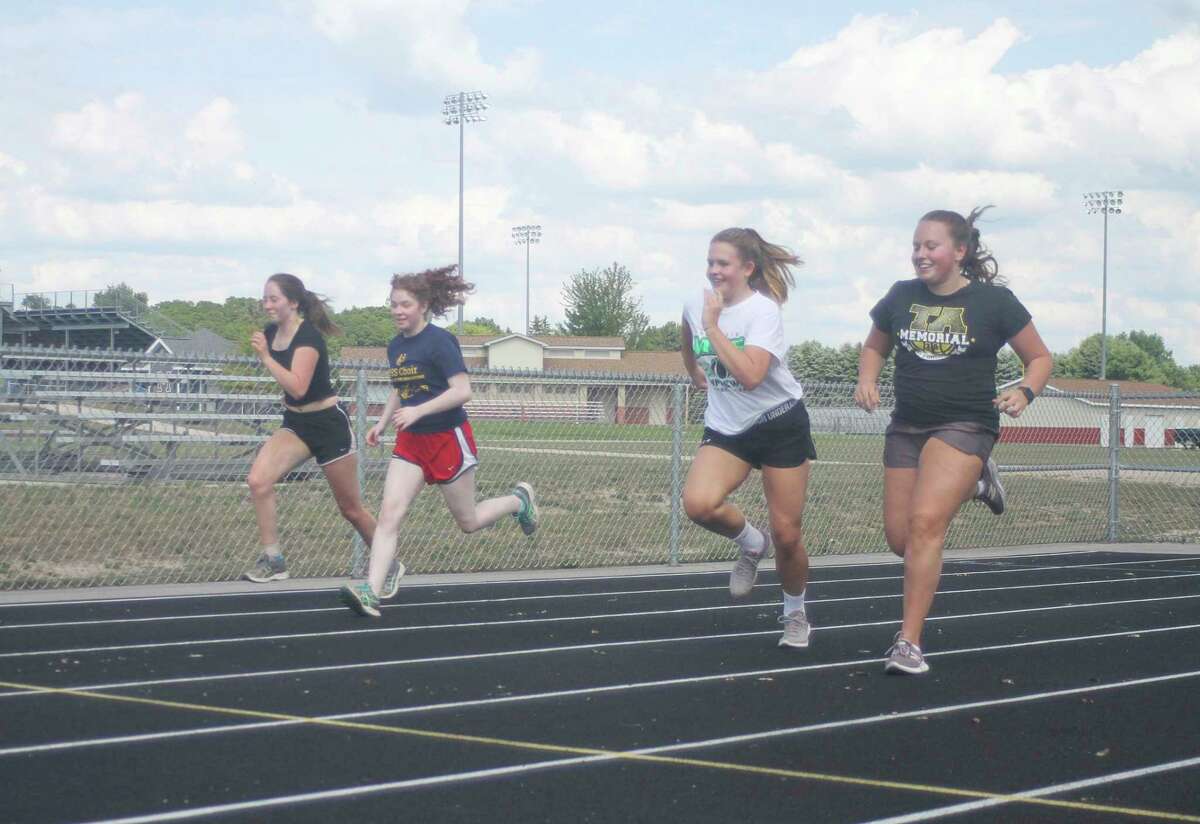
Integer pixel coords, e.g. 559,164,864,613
681,228,818,649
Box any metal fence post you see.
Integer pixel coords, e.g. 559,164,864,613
351,366,369,575
1108,383,1120,543
669,383,685,566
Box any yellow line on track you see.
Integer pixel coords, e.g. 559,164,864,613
3,678,1197,822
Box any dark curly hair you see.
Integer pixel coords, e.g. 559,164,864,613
390,265,475,317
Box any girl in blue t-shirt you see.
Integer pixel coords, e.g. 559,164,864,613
243,273,383,587
340,266,539,617
854,207,1053,675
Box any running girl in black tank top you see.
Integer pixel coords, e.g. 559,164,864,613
241,273,394,592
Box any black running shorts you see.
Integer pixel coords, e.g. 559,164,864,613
700,400,817,469
280,403,356,466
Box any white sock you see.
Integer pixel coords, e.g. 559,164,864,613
976,479,986,496
732,521,765,556
783,589,806,616
261,543,282,559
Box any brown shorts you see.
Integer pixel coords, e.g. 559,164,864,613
883,420,996,469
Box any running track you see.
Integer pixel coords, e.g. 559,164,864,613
1,546,1198,823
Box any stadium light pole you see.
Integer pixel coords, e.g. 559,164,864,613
512,224,542,335
1083,191,1124,380
443,91,488,334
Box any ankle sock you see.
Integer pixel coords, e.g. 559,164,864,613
732,522,765,556
783,589,806,616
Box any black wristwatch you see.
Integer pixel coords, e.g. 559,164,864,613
1019,385,1036,404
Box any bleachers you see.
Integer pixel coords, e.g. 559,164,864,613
466,399,605,422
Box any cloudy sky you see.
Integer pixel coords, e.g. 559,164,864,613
2,1,1198,363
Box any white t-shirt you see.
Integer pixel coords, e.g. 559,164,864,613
683,290,804,435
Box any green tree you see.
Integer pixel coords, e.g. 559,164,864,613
465,316,507,335
1183,364,1200,391
996,347,1024,384
787,340,894,383
154,297,263,355
1122,331,1188,387
528,315,554,336
634,320,681,351
93,282,149,311
787,340,841,381
1056,333,1167,383
559,262,649,346
21,294,50,309
335,306,394,345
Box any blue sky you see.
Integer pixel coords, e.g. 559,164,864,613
1,1,1198,363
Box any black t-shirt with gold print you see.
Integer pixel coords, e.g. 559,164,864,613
870,279,1031,431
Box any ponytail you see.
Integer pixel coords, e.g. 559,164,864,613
267,273,341,336
920,206,1000,285
710,227,802,303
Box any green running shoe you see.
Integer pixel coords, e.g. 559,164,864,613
339,582,381,618
512,482,539,536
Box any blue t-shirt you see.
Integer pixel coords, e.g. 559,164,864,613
386,324,469,433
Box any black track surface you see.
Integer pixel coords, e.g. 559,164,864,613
1,549,1198,823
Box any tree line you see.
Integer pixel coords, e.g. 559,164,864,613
78,278,1200,390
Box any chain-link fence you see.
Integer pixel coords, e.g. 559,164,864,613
2,345,1197,589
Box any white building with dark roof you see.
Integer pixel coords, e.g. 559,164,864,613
997,377,1200,447
342,332,688,426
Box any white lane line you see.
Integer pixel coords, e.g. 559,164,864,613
857,756,1200,823
6,647,1200,761
2,549,1160,610
5,571,1200,660
75,757,610,824
2,595,1198,699
4,557,1190,631
69,670,1200,824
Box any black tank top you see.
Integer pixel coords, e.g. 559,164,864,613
265,320,335,406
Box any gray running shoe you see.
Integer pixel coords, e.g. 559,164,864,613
513,482,539,536
243,553,288,583
975,457,1006,515
885,633,930,675
777,609,811,649
380,559,405,600
339,582,381,618
729,529,772,599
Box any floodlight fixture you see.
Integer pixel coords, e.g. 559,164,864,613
513,225,543,335
443,91,489,332
1082,190,1126,380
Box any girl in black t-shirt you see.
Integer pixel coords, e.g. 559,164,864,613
242,273,385,587
339,266,538,617
854,208,1053,675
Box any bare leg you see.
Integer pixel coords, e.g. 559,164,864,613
321,454,377,546
883,467,918,558
900,439,984,646
681,446,753,538
366,459,426,595
246,429,313,549
761,461,812,597
439,469,522,534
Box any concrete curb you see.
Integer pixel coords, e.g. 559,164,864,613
1,542,1195,605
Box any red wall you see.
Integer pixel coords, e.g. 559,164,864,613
998,427,1100,444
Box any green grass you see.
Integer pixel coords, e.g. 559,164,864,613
2,431,1197,589
0,422,1197,589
